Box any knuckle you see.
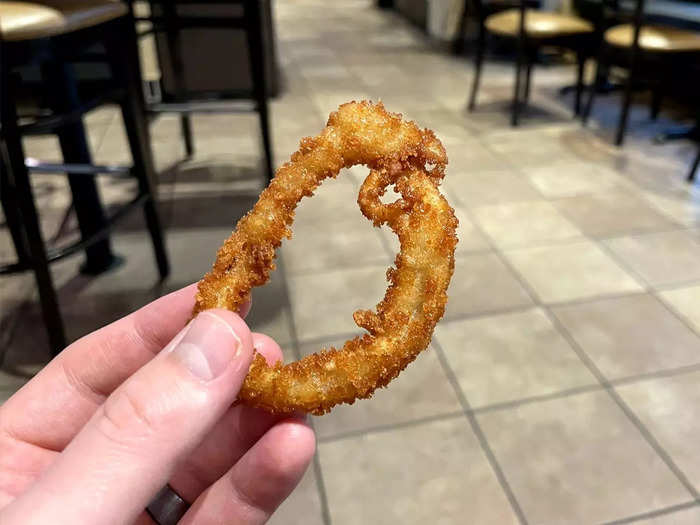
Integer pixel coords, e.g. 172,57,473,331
96,387,158,446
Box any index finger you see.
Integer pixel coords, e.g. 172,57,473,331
0,284,249,452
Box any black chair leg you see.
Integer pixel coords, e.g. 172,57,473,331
688,147,699,183
108,18,170,280
582,57,603,124
523,59,533,104
511,46,525,127
41,60,117,275
468,26,485,111
0,155,30,265
0,77,66,354
181,113,194,157
244,0,274,184
575,52,585,116
615,74,634,146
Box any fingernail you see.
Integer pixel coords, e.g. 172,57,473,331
171,312,241,381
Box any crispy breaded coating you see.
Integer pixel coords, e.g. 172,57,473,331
194,101,457,414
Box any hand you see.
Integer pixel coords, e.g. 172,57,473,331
0,284,315,524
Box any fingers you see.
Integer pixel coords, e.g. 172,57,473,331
179,419,316,525
0,285,197,451
2,310,255,525
0,285,251,452
168,332,284,502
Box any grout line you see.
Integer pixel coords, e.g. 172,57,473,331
653,290,700,340
471,384,603,415
317,411,464,444
431,336,529,525
455,199,700,501
653,278,700,292
600,501,699,525
610,362,700,387
311,448,333,525
593,237,700,342
607,385,700,499
546,303,700,499
275,255,332,525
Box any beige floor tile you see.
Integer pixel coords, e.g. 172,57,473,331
443,170,542,208
504,240,643,303
287,265,388,342
290,174,365,228
639,190,700,227
281,217,389,274
660,285,700,334
452,205,492,254
523,159,627,198
447,142,513,173
478,391,691,524
605,231,700,287
280,175,389,273
436,308,596,408
319,418,519,525
445,253,533,319
301,336,461,440
473,201,583,248
554,191,678,238
633,506,700,524
617,370,700,493
268,467,324,525
553,294,700,379
480,129,579,166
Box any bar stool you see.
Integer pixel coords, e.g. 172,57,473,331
132,0,274,183
0,1,170,355
582,0,700,146
465,0,596,126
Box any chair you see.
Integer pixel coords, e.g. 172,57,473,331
130,0,274,183
465,0,596,126
453,0,541,54
582,0,700,146
0,1,170,354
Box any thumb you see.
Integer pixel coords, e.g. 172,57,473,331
3,309,254,525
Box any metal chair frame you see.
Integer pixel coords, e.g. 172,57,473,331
0,14,170,355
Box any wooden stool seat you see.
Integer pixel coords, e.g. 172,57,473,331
0,1,126,42
605,24,700,52
485,9,594,39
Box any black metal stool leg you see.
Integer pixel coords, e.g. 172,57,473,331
574,51,585,116
468,24,485,111
0,154,30,264
582,56,603,124
180,114,194,157
1,110,66,355
41,60,117,275
512,49,525,127
523,58,533,105
108,17,170,280
688,147,699,183
244,0,274,184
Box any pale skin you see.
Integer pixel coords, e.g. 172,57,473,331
0,284,316,524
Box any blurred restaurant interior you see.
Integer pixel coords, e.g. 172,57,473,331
1,0,700,523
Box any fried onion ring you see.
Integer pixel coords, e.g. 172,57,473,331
194,101,458,414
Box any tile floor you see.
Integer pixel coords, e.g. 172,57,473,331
2,0,700,523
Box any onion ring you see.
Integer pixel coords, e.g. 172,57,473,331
194,101,458,414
